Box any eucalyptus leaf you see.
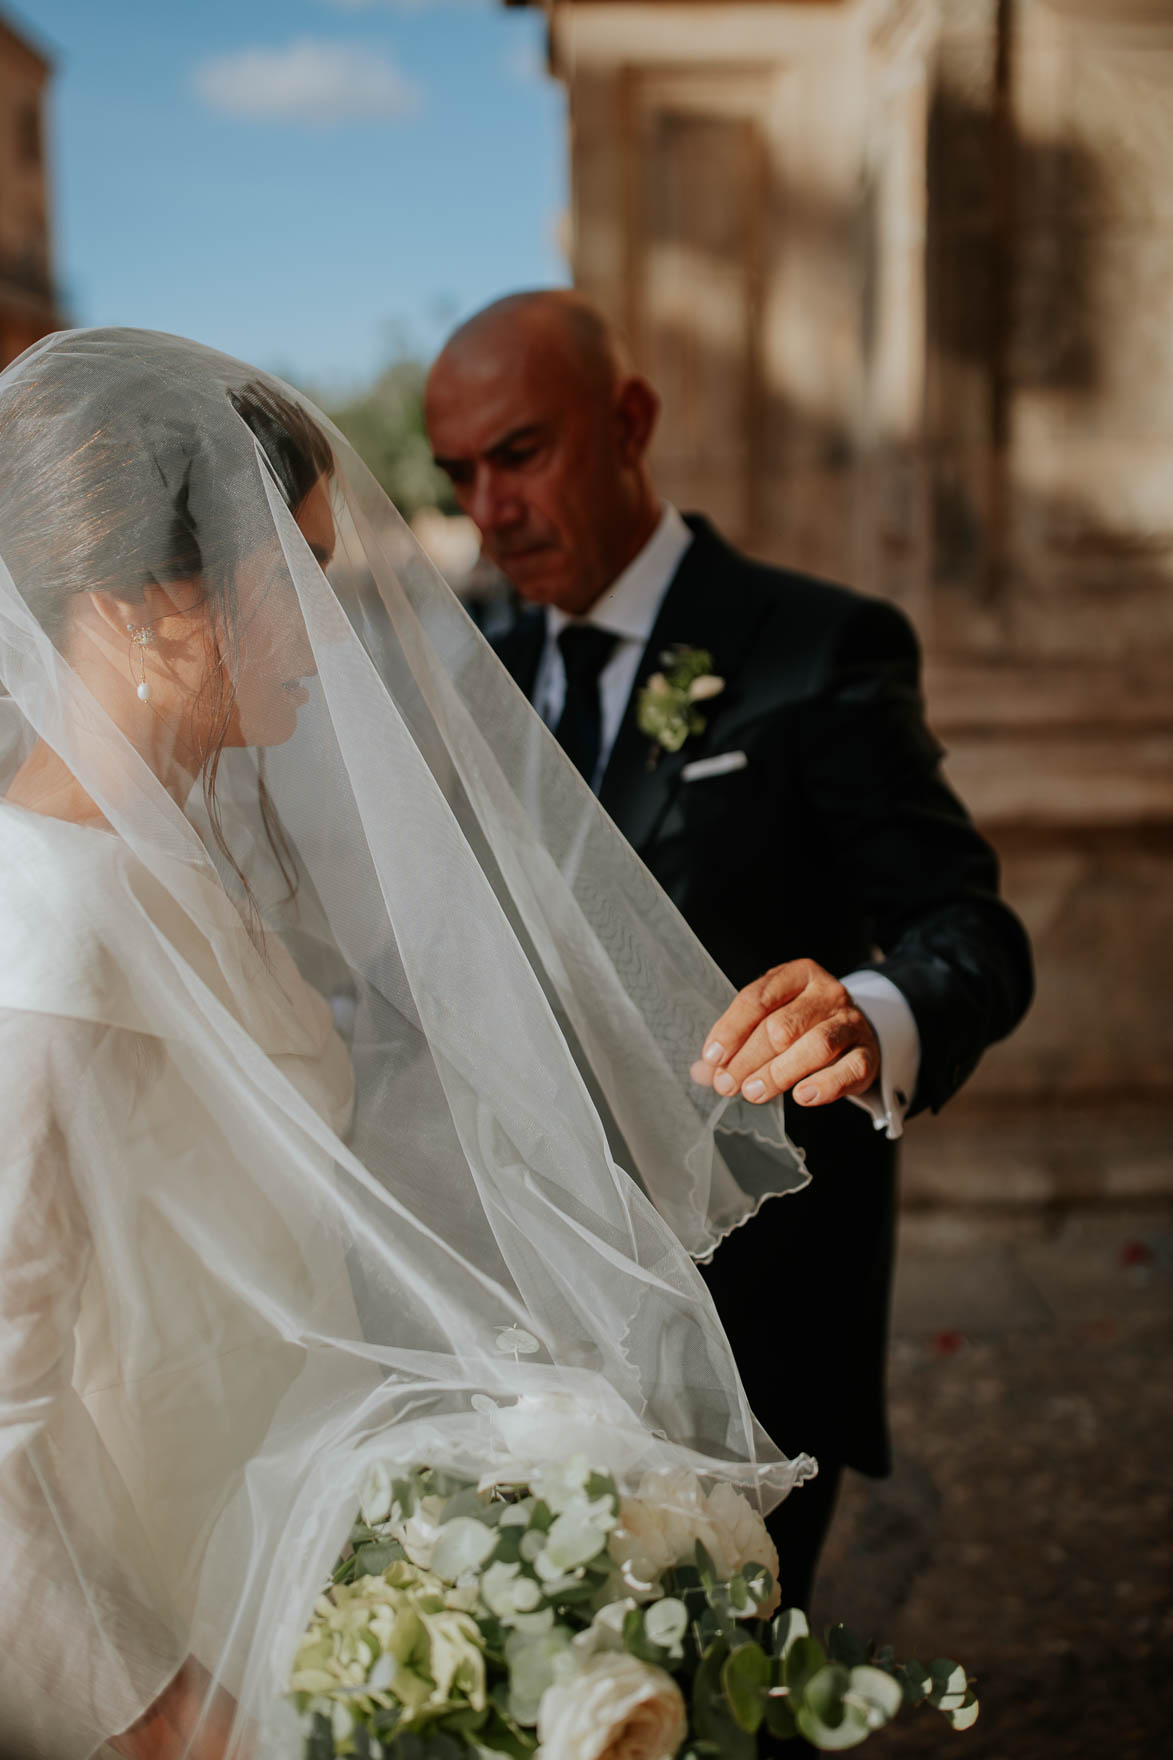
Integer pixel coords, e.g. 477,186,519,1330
770,1607,809,1661
783,1634,826,1698
722,1640,770,1733
896,1659,931,1704
694,1540,718,1585
928,1659,968,1703
826,1625,870,1671
943,1696,980,1731
795,1664,871,1752
844,1665,902,1729
352,1541,402,1578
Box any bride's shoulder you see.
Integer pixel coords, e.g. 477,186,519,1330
0,803,134,1021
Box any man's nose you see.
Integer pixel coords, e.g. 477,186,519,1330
468,470,525,537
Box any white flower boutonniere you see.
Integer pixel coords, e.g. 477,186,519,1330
636,645,725,767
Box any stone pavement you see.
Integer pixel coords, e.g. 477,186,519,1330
809,1204,1173,1760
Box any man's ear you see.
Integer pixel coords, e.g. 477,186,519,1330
614,376,660,466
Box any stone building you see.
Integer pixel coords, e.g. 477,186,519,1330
507,0,1173,1210
0,8,62,366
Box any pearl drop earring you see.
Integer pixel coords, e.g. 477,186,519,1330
127,622,157,703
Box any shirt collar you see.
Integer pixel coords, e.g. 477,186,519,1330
547,504,693,645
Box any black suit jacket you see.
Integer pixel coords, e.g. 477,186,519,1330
495,516,1033,1473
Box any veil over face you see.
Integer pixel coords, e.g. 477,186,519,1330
0,329,811,1756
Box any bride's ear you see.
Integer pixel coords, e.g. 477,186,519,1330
88,580,205,637
88,590,145,640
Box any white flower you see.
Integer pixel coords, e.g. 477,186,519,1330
481,1560,544,1622
429,1515,498,1582
608,1469,779,1614
643,1598,687,1657
704,1479,781,1609
536,1653,687,1760
644,672,671,697
506,1623,576,1725
686,673,724,703
359,1462,394,1527
572,1599,637,1658
391,1493,449,1569
538,1495,617,1574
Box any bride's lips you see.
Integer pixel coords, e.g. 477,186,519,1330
281,679,310,705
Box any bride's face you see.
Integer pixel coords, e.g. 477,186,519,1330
218,474,336,750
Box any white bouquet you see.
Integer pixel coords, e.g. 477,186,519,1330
289,1458,977,1758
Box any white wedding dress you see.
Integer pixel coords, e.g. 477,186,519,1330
0,802,364,1753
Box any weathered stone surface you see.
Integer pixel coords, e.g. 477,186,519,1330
532,0,1173,1206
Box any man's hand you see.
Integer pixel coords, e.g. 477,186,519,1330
691,958,880,1107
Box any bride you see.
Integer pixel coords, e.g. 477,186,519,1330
0,329,812,1758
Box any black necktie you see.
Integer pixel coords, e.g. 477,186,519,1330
554,624,619,785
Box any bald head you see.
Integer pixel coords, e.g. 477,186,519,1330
426,290,661,615
435,290,633,393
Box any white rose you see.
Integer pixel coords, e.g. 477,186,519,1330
536,1653,687,1760
608,1470,779,1614
703,1479,780,1611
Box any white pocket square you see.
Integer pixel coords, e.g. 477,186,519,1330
680,750,748,782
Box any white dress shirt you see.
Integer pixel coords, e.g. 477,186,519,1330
536,505,921,1141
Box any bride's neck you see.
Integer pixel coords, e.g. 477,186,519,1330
5,738,196,828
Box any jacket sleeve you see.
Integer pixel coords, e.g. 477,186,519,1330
796,596,1034,1114
0,1010,183,1757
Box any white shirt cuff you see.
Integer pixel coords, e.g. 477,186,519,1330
840,969,920,1142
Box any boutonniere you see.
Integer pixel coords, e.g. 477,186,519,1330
636,645,725,767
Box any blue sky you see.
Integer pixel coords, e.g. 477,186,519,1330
21,0,568,390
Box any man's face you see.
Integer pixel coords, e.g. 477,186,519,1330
426,333,649,616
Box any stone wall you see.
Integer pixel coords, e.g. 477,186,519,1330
0,13,63,365
530,0,1173,1207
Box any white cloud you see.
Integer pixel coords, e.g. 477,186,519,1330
194,38,422,125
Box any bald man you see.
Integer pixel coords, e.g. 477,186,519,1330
426,291,1033,1608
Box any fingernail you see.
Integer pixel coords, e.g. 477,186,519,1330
713,1070,736,1096
743,1079,766,1102
703,1041,724,1065
795,1083,817,1105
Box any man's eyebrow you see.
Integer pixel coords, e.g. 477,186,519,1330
433,423,547,473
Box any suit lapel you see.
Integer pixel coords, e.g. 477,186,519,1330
599,518,772,853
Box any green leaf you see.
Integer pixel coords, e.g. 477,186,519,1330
694,1540,718,1584
351,1540,403,1578
722,1641,770,1733
693,1638,755,1758
844,1665,903,1729
928,1659,969,1706
826,1625,870,1671
943,1695,980,1731
896,1659,931,1704
783,1634,827,1698
771,1607,810,1661
763,1690,799,1742
794,1664,871,1752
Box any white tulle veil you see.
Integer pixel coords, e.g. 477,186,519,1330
0,329,812,1757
